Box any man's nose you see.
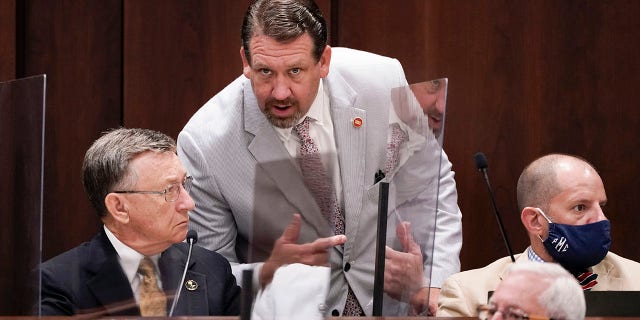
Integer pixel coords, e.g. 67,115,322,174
272,75,292,100
589,206,607,223
177,187,195,211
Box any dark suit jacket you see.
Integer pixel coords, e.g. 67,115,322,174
40,228,240,316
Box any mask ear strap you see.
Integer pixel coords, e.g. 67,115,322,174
535,208,553,223
534,208,552,242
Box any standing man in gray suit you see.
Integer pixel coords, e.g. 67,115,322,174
178,0,462,316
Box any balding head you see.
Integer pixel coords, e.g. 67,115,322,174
516,154,597,213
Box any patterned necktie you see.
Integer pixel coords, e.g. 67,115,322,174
575,271,598,291
138,257,167,316
384,123,409,175
293,117,345,235
293,117,364,316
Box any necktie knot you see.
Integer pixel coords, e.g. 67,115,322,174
294,117,317,155
138,257,156,277
138,257,167,316
293,117,312,138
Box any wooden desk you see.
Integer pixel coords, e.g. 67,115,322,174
0,318,629,320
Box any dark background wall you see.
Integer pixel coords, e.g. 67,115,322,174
2,0,639,314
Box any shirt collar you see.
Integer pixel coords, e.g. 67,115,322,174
304,79,327,125
526,246,545,263
104,225,160,285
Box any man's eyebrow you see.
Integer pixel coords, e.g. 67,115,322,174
252,62,267,69
163,173,187,184
286,59,307,68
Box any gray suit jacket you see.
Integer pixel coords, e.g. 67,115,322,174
178,47,462,316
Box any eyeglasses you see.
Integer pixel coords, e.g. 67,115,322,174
477,304,551,320
113,176,193,202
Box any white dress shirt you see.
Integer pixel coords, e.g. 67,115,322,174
104,225,162,302
273,80,344,206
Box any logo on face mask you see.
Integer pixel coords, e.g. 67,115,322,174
536,208,611,272
551,236,568,252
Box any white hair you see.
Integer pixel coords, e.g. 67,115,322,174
504,262,586,320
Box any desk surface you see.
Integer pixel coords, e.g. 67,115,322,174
0,316,640,320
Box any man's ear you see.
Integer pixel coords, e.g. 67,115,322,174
240,47,252,78
521,207,545,235
104,193,130,224
318,45,332,78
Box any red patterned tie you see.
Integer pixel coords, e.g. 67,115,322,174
293,117,345,235
293,117,364,316
576,271,598,291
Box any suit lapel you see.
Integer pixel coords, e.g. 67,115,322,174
159,245,208,315
325,75,366,242
243,85,329,237
159,246,185,309
86,231,139,316
497,253,527,281
593,255,622,290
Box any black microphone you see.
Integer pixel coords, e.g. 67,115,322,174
474,152,516,263
168,230,198,316
186,229,198,244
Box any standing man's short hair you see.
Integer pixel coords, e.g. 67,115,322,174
241,0,328,63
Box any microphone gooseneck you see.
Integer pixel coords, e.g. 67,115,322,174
473,152,516,263
168,230,198,316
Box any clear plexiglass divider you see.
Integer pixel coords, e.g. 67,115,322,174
246,75,450,317
0,75,46,315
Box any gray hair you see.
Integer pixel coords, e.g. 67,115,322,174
505,262,586,320
82,128,176,217
241,0,327,64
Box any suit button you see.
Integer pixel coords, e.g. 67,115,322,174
332,309,340,316
344,262,351,272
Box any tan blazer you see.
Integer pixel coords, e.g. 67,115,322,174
437,251,640,317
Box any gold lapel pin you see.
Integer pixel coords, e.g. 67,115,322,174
185,279,198,291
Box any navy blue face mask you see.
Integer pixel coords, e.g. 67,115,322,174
536,208,611,272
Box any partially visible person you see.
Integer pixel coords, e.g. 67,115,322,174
178,0,462,316
40,128,240,316
252,263,330,320
479,262,585,320
409,78,447,139
438,153,640,317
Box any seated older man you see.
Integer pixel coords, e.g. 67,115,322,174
40,128,240,316
479,262,585,320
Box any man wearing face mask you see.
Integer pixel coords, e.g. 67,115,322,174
437,153,640,317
